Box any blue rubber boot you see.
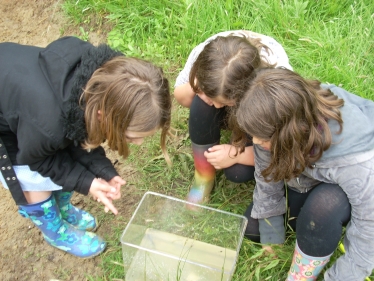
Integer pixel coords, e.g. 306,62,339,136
54,190,97,231
18,194,106,258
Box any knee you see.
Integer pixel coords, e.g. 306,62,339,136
224,164,255,183
304,183,351,224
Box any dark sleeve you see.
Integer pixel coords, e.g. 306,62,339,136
67,144,119,181
28,149,95,195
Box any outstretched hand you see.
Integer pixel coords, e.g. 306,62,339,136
107,176,126,200
204,144,238,169
89,177,124,215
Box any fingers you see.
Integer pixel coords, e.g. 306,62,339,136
204,150,218,160
262,245,275,255
206,146,225,156
101,183,117,194
204,156,221,169
207,145,222,152
90,178,120,214
108,176,125,198
112,176,126,185
94,178,116,193
107,191,121,200
116,178,126,185
108,184,121,199
97,192,118,215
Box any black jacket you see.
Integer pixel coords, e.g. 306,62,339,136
0,37,123,203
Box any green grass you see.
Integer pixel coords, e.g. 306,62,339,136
62,0,374,280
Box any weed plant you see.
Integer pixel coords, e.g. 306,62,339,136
63,0,373,280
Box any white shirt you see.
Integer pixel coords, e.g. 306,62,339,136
175,30,293,87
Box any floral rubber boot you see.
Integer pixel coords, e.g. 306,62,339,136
187,142,218,204
18,194,106,258
287,241,332,281
54,190,97,231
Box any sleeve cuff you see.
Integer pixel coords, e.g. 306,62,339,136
259,215,285,244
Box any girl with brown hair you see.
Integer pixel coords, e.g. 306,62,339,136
234,67,374,280
0,37,171,258
174,30,293,204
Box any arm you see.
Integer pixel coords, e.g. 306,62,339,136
174,41,206,107
67,144,119,181
173,83,195,108
252,145,286,244
204,144,254,169
28,145,122,214
15,123,109,195
27,149,96,195
68,144,124,201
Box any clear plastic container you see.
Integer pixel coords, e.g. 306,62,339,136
121,192,248,281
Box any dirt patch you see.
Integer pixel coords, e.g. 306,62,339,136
0,1,139,280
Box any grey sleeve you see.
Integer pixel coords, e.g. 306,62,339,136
251,145,287,219
259,215,286,244
250,145,287,244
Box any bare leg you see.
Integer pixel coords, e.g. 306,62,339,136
23,191,51,203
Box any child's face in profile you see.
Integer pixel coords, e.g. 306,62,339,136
252,136,271,150
210,95,236,108
125,128,158,145
195,78,235,108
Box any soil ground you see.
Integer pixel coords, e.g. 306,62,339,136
0,1,142,280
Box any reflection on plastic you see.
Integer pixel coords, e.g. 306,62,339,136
126,228,236,281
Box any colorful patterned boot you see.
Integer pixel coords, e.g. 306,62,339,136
187,142,217,204
287,241,332,281
18,194,106,258
54,190,97,231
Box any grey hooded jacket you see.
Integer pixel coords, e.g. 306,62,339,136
251,84,374,280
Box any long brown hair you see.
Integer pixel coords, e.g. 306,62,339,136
234,68,344,181
82,56,171,162
189,35,273,102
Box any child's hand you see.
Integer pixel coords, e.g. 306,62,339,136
262,245,280,259
107,176,125,200
262,245,275,255
204,144,238,169
89,178,119,215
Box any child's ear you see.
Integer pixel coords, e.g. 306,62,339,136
97,110,102,121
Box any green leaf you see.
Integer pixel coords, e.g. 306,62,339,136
263,259,280,271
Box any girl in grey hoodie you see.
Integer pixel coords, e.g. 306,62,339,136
234,67,374,280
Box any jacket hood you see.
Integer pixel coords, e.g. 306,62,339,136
38,36,123,144
314,84,374,168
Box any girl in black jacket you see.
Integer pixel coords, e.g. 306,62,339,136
0,37,171,258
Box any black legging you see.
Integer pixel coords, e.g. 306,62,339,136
189,95,255,183
244,183,351,256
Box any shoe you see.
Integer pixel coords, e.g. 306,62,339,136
18,194,106,258
54,190,97,231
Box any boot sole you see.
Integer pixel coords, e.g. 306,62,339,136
43,237,107,259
